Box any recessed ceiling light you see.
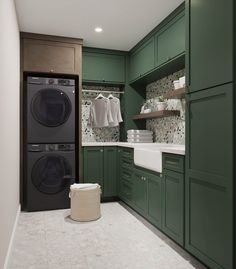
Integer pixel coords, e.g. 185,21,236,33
95,27,103,33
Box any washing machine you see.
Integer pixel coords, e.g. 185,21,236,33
27,76,76,143
26,143,75,211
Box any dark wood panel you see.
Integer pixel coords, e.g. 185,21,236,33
133,110,180,120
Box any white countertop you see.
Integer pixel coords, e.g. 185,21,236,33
82,142,185,155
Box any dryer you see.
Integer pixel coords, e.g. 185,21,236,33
27,76,76,143
26,143,75,211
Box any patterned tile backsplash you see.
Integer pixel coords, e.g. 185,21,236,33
82,69,185,143
82,85,121,142
146,69,185,145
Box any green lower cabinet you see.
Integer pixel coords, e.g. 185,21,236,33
186,84,233,269
103,147,117,197
147,173,162,229
83,147,104,188
162,169,184,246
133,169,148,214
83,147,117,198
119,180,133,205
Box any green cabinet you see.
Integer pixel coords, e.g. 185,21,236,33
185,84,233,269
129,37,155,82
82,49,126,84
132,168,162,229
83,146,117,198
155,12,185,66
104,147,117,197
83,147,103,187
147,173,162,229
162,169,184,246
117,147,134,206
133,169,148,214
186,0,233,92
129,4,185,84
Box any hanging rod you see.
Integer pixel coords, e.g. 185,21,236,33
82,89,124,94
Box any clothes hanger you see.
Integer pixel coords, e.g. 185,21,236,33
108,93,114,99
95,93,105,99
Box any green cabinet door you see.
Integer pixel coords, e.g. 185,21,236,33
129,37,155,82
156,12,185,67
133,169,148,214
186,0,233,92
162,170,184,246
83,147,104,189
186,84,233,269
103,147,117,197
147,173,162,229
117,148,122,197
82,50,125,84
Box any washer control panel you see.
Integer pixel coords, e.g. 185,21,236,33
28,144,75,152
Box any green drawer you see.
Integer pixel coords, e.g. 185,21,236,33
121,157,133,168
163,153,184,173
120,180,133,203
121,169,133,182
121,147,133,160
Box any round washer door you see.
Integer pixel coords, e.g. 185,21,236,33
31,88,72,127
31,154,72,194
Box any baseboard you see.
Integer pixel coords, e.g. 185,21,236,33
3,204,21,269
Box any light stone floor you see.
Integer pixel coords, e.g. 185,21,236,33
8,202,206,269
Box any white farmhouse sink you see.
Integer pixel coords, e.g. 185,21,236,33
134,147,163,173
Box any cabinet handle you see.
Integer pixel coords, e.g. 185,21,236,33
143,177,146,181
100,149,103,152
160,174,163,178
50,69,54,72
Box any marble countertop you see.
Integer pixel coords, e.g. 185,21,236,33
82,142,185,155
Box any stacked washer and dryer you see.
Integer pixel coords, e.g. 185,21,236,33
25,76,76,211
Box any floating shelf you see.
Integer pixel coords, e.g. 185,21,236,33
163,87,185,99
132,110,180,120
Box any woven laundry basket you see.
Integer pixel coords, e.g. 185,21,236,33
70,183,101,222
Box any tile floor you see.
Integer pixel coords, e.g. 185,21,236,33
8,202,206,269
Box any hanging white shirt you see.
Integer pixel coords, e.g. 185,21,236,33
108,97,123,127
88,98,114,128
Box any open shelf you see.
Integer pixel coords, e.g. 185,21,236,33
163,87,185,99
132,110,180,120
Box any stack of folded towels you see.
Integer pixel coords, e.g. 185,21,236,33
127,130,153,143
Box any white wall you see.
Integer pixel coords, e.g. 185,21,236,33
0,0,20,268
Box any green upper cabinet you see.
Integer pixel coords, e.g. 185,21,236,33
186,0,233,92
83,147,104,188
155,12,185,67
82,49,126,84
103,147,117,197
129,37,155,82
128,4,185,84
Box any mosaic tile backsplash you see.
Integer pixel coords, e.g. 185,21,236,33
82,85,121,142
146,69,185,144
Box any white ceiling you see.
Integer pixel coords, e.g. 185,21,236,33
15,0,183,51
